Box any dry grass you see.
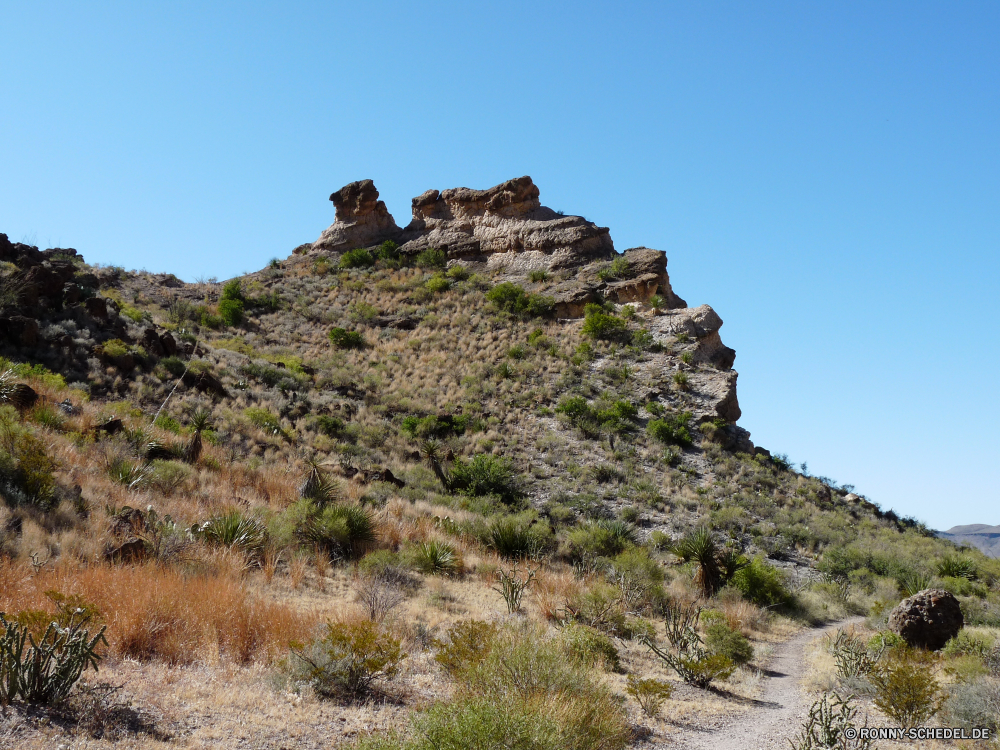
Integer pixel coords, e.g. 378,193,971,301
0,560,318,664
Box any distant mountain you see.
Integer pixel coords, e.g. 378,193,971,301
937,524,1000,558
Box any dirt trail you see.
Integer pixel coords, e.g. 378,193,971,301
670,617,863,750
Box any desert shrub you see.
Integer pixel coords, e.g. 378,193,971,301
408,540,459,575
373,240,399,262
941,677,1000,732
0,610,107,705
425,274,451,293
555,395,639,437
647,411,693,448
294,501,377,559
239,361,304,391
105,456,150,490
942,631,994,659
245,407,285,436
705,622,754,667
352,573,406,624
313,415,346,438
563,519,636,562
0,360,66,390
329,327,366,349
434,620,500,677
287,620,403,700
148,460,192,494
581,304,630,342
484,282,554,318
196,510,267,559
830,629,885,680
528,269,548,282
626,675,673,718
218,298,244,326
789,692,874,750
484,517,543,559
448,454,523,504
643,602,735,688
414,247,447,268
730,557,792,607
159,356,186,379
0,431,58,508
869,649,942,728
340,248,375,269
561,624,622,672
596,256,632,282
400,413,471,440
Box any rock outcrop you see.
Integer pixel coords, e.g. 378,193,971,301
312,176,613,267
312,180,401,254
888,589,964,650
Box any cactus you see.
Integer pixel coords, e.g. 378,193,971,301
0,610,107,705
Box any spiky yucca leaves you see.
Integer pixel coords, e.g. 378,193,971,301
419,439,450,492
300,456,341,504
105,455,150,490
675,527,722,597
297,503,377,560
198,509,267,559
184,410,212,464
0,370,38,410
410,540,459,575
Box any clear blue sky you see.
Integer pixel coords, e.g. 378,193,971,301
2,2,997,530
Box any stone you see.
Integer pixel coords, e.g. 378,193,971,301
160,332,178,356
94,418,125,436
183,370,228,397
888,589,964,650
0,316,40,346
312,176,615,267
601,247,687,309
84,296,108,319
311,179,401,254
141,327,165,357
104,537,148,563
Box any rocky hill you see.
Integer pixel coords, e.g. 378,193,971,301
938,524,1000,557
0,176,996,749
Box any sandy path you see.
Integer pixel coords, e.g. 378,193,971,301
670,617,863,750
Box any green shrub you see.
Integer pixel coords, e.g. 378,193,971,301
400,414,470,440
218,298,244,326
596,256,632,282
581,304,629,342
528,269,548,282
287,620,403,699
626,675,673,718
159,356,186,378
562,520,636,562
555,395,639,437
105,456,150,490
409,540,459,575
942,631,994,659
221,278,245,302
937,555,978,580
0,432,58,508
869,649,942,729
647,411,693,448
425,274,451,293
449,454,523,504
941,678,1000,733
340,248,375,269
373,240,400,262
484,518,541,559
705,622,754,666
433,620,500,677
485,283,554,318
414,247,447,268
295,501,377,559
197,510,267,558
0,611,107,705
314,415,346,438
561,624,622,672
245,407,285,436
329,327,366,349
730,557,792,607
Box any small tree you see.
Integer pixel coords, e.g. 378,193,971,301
869,649,942,729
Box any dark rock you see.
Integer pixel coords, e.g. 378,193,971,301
375,314,418,330
62,283,83,305
0,316,40,346
160,332,178,356
182,370,228,397
888,589,964,650
76,272,99,288
104,537,148,563
141,328,165,357
94,418,124,436
23,265,63,299
84,296,108,319
7,384,38,410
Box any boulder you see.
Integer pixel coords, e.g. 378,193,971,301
84,296,108,319
160,332,178,356
0,316,40,346
104,537,148,563
183,369,228,397
888,589,964,650
141,327,165,357
602,247,687,309
311,179,401,254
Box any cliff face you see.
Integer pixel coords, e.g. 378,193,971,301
309,176,748,434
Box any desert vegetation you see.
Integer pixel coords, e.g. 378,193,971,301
0,239,996,748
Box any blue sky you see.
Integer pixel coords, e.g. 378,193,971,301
2,1,997,529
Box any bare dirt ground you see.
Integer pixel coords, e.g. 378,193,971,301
662,618,864,750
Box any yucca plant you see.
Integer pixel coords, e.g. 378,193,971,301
184,409,212,463
297,504,377,560
106,456,150,490
419,439,451,492
410,540,459,575
300,457,341,504
485,518,538,560
675,527,721,596
198,510,267,559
